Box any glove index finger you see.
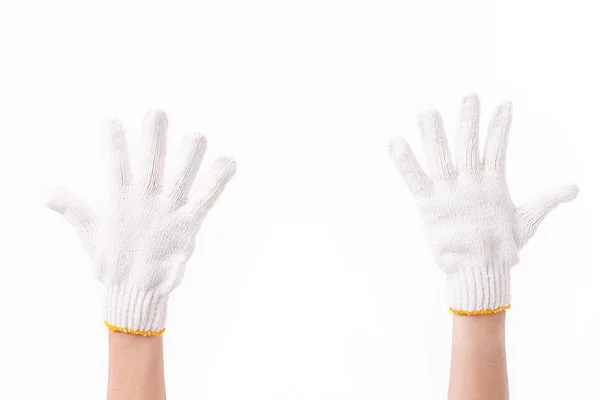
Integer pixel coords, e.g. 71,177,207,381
388,137,431,196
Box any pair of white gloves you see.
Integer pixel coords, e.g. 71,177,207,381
47,94,578,335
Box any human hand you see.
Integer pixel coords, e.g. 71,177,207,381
388,94,578,314
46,110,236,335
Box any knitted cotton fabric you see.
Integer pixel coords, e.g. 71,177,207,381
46,110,236,335
388,94,578,314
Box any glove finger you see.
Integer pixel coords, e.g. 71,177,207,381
168,132,207,206
517,184,579,247
388,136,431,195
417,109,454,182
106,119,132,191
188,157,237,226
140,109,168,193
44,187,98,254
455,93,481,174
483,100,512,173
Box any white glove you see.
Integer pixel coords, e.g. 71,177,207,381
46,110,236,335
388,94,578,315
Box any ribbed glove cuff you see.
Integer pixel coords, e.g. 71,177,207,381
447,266,511,315
104,284,168,335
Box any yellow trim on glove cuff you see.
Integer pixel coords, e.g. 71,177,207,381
449,304,511,315
104,321,166,336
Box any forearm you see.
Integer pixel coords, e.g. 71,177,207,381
107,330,166,400
448,311,508,400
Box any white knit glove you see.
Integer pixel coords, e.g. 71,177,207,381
46,110,236,335
388,94,578,315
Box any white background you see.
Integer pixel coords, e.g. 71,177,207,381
0,1,598,399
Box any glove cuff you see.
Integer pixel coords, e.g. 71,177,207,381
447,265,511,315
104,284,168,335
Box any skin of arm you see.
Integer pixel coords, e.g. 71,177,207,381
448,311,508,400
107,331,166,400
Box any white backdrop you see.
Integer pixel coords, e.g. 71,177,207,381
1,1,598,399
